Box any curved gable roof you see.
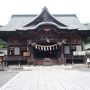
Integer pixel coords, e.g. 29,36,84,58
0,7,88,31
24,7,67,27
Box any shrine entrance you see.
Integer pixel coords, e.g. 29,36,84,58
33,43,58,65
34,44,58,58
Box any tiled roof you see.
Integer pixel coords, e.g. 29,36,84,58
0,8,88,31
17,22,68,30
83,23,90,30
54,15,88,30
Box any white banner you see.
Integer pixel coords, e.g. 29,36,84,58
41,46,43,50
35,45,38,49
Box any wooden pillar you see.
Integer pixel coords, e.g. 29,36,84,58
31,47,36,66
61,44,66,64
57,45,62,64
58,44,65,65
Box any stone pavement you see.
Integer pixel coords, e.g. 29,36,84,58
0,71,17,87
0,66,22,87
0,65,90,90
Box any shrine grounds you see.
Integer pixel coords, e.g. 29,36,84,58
0,64,90,90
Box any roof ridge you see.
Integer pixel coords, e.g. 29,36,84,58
12,14,37,18
53,14,77,17
11,14,77,18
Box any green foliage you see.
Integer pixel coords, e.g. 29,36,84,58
0,39,7,48
83,37,90,44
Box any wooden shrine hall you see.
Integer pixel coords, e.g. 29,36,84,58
0,7,90,65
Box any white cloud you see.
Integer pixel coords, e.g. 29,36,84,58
0,0,90,25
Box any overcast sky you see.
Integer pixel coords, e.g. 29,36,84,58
0,0,90,25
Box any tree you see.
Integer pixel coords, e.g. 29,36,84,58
0,39,7,48
83,37,90,44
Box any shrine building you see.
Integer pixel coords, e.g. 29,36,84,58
0,7,90,65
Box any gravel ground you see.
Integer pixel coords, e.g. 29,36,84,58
0,66,22,87
0,64,90,88
0,64,90,90
72,64,90,72
0,71,17,87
